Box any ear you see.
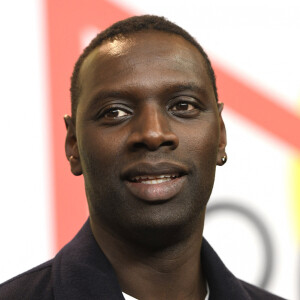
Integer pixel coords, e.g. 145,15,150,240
216,103,227,166
64,115,82,176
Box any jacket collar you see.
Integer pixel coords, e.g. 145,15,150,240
201,239,250,299
52,219,250,300
52,220,124,299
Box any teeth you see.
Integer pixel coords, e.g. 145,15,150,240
144,178,172,184
131,174,179,183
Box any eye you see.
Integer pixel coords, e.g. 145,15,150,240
104,108,130,119
168,98,203,118
170,102,196,111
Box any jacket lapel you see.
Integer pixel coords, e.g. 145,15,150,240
51,220,251,300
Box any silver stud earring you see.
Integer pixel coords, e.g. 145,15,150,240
221,155,227,165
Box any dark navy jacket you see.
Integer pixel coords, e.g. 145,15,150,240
0,220,286,299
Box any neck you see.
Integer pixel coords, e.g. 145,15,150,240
90,210,207,300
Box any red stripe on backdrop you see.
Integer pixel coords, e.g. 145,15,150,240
215,65,300,151
45,1,300,252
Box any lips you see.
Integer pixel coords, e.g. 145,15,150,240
122,162,188,202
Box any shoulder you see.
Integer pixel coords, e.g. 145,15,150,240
240,280,287,300
0,260,54,300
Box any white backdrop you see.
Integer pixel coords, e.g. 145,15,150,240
0,1,299,299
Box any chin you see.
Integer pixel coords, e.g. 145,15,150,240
115,202,205,250
87,180,209,249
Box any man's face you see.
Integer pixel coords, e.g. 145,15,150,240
70,31,226,243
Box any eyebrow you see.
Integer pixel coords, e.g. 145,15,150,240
88,90,134,109
161,83,209,96
88,82,209,107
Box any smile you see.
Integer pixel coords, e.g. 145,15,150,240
130,174,180,184
122,162,188,202
125,175,186,202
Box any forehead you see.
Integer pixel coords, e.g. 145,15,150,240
79,31,212,100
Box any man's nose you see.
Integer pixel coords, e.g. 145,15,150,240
127,104,179,151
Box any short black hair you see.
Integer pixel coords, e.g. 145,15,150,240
70,15,218,117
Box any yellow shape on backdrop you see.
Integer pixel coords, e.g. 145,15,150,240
291,154,300,242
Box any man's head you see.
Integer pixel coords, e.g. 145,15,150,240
65,15,226,248
70,15,219,119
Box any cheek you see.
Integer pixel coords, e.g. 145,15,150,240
77,126,126,176
177,122,219,192
178,122,219,159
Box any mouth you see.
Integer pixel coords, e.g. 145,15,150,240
122,162,188,202
129,174,180,184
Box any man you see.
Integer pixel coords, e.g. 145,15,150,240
0,15,285,299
